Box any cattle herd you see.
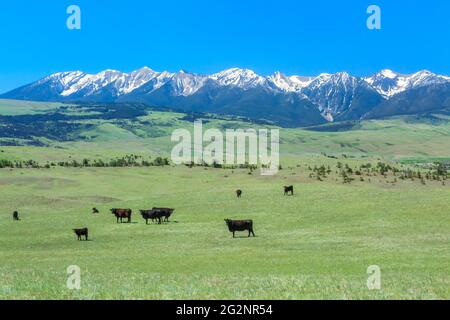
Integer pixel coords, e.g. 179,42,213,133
140,208,174,224
11,186,295,241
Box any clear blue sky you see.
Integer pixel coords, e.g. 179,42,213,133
0,0,449,93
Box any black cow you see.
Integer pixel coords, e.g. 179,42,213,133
140,209,162,224
224,219,256,238
236,190,243,198
73,228,89,241
110,208,132,223
152,208,175,222
13,211,20,221
284,185,294,196
92,208,99,214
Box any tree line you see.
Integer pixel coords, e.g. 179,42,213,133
0,155,170,169
307,161,449,185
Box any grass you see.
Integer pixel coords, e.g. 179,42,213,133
1,100,450,299
1,165,450,299
0,99,66,116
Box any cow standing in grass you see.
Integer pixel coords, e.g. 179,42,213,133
110,208,132,223
140,209,162,224
284,185,294,196
224,219,256,238
152,208,175,222
236,190,242,198
73,228,89,241
13,211,20,221
92,208,99,214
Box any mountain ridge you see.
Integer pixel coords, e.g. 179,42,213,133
2,67,450,127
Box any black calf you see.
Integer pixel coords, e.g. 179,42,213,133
73,228,89,241
284,185,294,196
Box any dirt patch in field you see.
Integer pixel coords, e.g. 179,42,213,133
0,177,78,188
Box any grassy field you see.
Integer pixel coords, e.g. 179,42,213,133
1,163,450,299
0,99,66,116
1,100,450,299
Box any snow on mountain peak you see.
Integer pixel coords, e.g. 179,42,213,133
96,69,123,82
117,67,159,94
210,68,266,88
268,72,313,92
288,75,314,88
330,72,355,84
380,69,399,79
137,66,153,72
16,67,450,109
267,72,294,92
306,72,358,93
170,71,207,96
59,69,124,97
365,69,450,97
4,66,450,127
301,72,361,115
43,71,87,85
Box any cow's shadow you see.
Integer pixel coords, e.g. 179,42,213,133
149,221,179,225
232,235,258,239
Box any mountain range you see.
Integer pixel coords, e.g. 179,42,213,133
2,67,450,127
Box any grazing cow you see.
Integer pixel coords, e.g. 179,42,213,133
236,190,243,198
284,185,294,196
13,211,20,221
140,209,162,225
73,228,89,241
110,208,132,223
92,208,99,214
152,208,175,222
224,219,256,238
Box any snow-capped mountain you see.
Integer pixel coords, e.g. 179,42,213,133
364,69,450,98
210,68,268,89
2,67,449,127
115,67,159,95
267,72,313,93
61,69,124,99
167,70,208,96
302,72,360,115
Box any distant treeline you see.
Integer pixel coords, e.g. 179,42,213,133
0,156,274,172
183,160,265,171
307,161,449,185
0,155,170,169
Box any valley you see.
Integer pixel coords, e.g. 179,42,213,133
1,99,450,299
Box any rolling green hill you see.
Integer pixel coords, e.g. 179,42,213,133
0,99,67,116
2,99,450,163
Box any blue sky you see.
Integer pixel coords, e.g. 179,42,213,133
0,0,449,93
